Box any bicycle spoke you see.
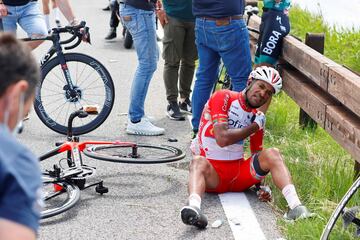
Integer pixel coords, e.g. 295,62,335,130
42,96,67,108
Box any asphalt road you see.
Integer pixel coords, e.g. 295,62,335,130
18,1,284,239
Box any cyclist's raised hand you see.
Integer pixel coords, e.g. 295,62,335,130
253,111,266,130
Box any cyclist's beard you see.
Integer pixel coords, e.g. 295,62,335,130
244,84,261,109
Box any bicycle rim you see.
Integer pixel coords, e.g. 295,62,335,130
321,176,360,239
34,53,115,135
83,144,185,164
41,175,80,219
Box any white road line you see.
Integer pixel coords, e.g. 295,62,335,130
219,192,266,240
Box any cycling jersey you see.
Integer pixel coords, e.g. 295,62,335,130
254,8,290,65
192,89,263,161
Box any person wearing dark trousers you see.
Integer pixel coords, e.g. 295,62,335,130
157,0,197,121
105,0,120,40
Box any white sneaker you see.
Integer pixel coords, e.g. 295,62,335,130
126,118,165,136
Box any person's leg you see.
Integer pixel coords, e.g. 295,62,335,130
120,5,163,135
55,0,76,24
218,19,252,92
179,20,197,108
51,0,61,27
257,148,314,220
162,16,185,120
191,18,220,133
181,156,220,228
121,6,158,121
18,2,47,49
42,0,51,31
162,16,182,103
105,0,119,39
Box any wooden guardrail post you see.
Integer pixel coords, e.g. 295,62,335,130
299,33,325,129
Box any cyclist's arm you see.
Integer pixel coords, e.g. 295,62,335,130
0,220,36,240
213,122,259,147
208,91,260,147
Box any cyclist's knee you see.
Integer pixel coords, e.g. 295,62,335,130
190,156,211,174
259,148,284,170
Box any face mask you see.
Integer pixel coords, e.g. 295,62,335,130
3,92,25,136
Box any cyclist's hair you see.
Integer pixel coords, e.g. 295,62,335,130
0,33,40,100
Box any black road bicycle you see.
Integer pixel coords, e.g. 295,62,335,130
41,108,185,218
321,175,360,239
24,22,115,135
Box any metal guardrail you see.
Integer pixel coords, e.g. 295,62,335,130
247,14,360,163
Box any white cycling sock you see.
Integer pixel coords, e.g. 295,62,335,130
188,193,201,209
44,14,50,31
53,7,60,21
282,184,301,209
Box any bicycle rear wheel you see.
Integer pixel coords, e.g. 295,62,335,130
83,143,185,164
321,176,360,239
41,175,80,219
34,53,115,135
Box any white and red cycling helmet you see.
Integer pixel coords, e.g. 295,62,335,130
248,66,282,95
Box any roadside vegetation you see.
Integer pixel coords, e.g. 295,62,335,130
262,4,360,239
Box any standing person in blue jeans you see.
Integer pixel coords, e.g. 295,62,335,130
120,0,165,136
190,0,253,138
0,33,42,240
156,0,197,121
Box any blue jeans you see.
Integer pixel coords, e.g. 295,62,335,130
191,18,252,131
120,4,159,122
2,2,47,37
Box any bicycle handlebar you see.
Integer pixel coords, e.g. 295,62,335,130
21,21,91,50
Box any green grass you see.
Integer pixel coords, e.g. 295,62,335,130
289,5,360,73
256,4,360,239
264,93,357,239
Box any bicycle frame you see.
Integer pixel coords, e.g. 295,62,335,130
22,22,89,98
39,139,137,169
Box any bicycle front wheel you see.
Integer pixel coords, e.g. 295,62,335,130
41,175,81,219
321,176,360,239
83,144,185,164
34,53,115,135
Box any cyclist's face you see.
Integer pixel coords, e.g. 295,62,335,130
246,80,274,108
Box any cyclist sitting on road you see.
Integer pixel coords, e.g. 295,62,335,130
0,33,42,240
180,66,314,229
253,0,291,113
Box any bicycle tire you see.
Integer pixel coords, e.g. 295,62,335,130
321,176,360,239
34,53,115,135
83,143,185,164
41,175,81,219
123,30,133,49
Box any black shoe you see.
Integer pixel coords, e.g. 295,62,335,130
105,28,117,40
180,206,208,229
179,98,192,113
102,6,110,11
191,129,198,139
166,101,185,121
